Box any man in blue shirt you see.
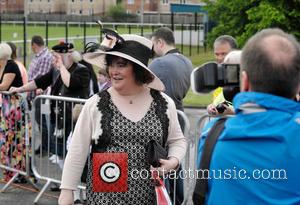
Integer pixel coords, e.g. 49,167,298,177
196,28,300,204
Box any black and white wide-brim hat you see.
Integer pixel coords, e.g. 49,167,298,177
83,34,165,91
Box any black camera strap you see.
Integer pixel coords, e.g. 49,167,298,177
193,117,227,205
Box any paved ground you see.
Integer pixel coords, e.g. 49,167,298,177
0,180,60,205
0,107,207,205
0,154,62,205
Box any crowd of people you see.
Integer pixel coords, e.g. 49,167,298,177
0,26,299,205
0,37,110,190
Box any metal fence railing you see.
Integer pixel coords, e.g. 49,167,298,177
0,20,206,66
183,114,212,203
30,95,86,203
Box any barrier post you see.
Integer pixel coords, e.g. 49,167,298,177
183,114,212,203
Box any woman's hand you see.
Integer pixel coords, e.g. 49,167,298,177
58,189,74,205
153,157,179,176
9,86,22,94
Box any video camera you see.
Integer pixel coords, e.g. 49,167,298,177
191,62,240,102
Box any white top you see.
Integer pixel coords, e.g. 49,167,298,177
60,87,187,190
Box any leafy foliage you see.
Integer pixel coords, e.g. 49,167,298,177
107,4,137,22
203,0,300,48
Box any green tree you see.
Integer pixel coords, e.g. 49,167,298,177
107,4,137,22
203,0,300,48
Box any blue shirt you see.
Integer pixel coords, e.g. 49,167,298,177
197,92,300,205
149,51,193,111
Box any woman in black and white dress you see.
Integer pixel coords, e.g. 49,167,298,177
58,34,187,205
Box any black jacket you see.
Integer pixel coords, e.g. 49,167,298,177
35,63,90,99
35,63,91,136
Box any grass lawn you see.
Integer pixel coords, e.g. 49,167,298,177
1,22,214,107
183,89,212,107
1,23,155,53
179,46,214,107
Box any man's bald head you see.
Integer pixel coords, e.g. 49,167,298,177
241,28,300,98
262,35,295,68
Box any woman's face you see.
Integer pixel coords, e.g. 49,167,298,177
108,57,135,92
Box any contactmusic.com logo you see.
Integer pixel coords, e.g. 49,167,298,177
93,153,128,192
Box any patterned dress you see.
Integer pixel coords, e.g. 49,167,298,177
86,89,169,205
0,94,30,181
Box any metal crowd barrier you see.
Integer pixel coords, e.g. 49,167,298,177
170,110,191,205
183,114,214,205
0,92,37,192
31,95,86,203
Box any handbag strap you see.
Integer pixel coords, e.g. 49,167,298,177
193,117,227,205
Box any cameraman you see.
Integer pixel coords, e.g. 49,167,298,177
206,50,242,115
195,28,300,204
207,35,238,115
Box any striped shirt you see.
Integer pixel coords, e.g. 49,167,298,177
28,47,53,81
27,47,53,102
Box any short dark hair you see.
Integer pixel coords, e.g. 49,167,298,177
105,55,154,85
31,35,44,46
6,42,17,59
151,27,175,46
241,28,300,98
214,35,238,49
